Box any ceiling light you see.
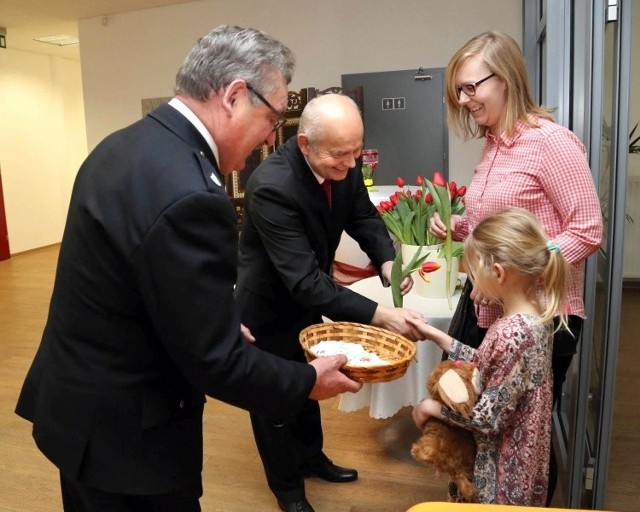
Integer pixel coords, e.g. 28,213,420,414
33,35,79,46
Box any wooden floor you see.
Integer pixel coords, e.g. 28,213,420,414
0,245,637,511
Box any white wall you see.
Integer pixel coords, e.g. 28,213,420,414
0,0,523,254
79,0,521,186
0,51,87,253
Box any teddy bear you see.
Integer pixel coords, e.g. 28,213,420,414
410,359,483,503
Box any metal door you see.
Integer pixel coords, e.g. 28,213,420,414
341,68,448,185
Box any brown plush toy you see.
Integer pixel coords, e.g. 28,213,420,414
410,359,483,503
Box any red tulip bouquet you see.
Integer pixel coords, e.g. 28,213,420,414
377,173,466,308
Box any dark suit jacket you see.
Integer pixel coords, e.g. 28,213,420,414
15,104,315,495
235,137,396,359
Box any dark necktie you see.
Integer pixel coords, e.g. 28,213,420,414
322,179,332,207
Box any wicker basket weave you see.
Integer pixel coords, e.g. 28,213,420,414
299,322,416,383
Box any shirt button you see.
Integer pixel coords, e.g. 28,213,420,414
179,400,185,409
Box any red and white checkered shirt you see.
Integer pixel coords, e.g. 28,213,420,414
453,117,603,328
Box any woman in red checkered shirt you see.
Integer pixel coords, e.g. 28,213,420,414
430,30,603,505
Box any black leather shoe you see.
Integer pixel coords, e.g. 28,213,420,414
305,458,358,483
277,498,315,512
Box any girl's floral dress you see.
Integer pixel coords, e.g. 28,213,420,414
445,313,553,506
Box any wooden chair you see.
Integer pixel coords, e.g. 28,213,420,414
306,85,364,116
274,87,308,147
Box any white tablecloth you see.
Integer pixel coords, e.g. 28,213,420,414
338,276,461,419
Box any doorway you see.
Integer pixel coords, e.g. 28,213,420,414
341,68,448,185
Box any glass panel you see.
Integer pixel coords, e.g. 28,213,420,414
606,0,640,507
586,17,616,459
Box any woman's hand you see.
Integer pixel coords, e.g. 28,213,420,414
412,398,443,430
429,212,456,240
469,286,492,307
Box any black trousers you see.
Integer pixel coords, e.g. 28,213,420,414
60,472,201,512
250,397,324,504
546,315,583,506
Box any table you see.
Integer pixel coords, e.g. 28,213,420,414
338,276,460,419
338,276,461,463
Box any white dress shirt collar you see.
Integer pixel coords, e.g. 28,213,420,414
303,155,325,184
168,97,220,167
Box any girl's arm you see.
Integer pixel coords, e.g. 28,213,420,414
406,316,453,352
406,317,476,362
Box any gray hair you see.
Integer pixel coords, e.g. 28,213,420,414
175,25,295,102
298,93,360,146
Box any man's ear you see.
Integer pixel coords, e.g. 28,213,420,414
297,133,310,156
221,80,246,114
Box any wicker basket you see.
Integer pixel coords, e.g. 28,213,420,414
299,322,416,383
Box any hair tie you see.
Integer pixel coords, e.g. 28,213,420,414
546,241,561,253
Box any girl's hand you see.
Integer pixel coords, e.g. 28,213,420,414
405,316,452,353
405,316,434,339
412,398,443,430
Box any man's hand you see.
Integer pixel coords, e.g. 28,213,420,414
371,305,426,341
240,323,255,343
381,261,413,295
308,355,363,400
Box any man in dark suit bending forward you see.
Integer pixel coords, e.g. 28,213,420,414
235,94,423,512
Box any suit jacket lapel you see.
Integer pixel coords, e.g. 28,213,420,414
282,138,333,227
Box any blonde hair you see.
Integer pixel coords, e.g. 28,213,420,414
463,207,570,331
445,31,555,140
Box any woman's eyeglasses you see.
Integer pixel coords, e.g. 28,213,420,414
456,73,496,98
246,83,287,132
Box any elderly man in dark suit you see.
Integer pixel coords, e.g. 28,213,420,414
235,94,424,512
15,26,361,512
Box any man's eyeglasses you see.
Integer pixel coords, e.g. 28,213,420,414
246,83,287,132
456,73,496,99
